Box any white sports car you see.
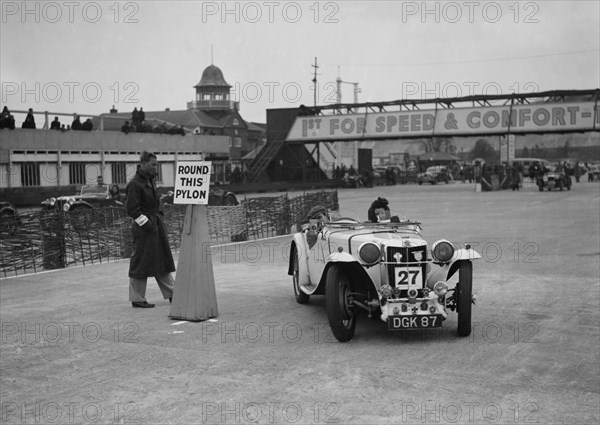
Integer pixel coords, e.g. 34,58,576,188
288,217,481,342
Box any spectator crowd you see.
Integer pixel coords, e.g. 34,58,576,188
120,107,186,136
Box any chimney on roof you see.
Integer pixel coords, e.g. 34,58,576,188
165,108,170,111
109,105,118,113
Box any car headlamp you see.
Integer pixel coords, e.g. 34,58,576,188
432,240,455,262
379,284,392,298
358,242,380,265
433,281,448,296
68,198,75,205
49,197,56,207
63,203,71,212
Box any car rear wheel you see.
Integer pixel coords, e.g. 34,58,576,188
456,261,473,337
326,266,356,342
292,249,310,304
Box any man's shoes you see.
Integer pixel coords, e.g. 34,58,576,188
169,297,172,303
132,301,155,308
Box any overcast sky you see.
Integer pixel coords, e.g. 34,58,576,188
1,0,599,124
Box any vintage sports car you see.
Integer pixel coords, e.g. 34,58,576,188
40,184,123,212
536,165,572,191
417,166,450,185
288,216,480,342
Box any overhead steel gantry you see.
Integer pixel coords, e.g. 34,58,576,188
299,89,600,116
289,89,600,144
285,89,600,176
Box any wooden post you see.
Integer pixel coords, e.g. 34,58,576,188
169,204,218,321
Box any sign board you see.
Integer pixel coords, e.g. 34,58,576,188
286,101,599,141
500,135,515,163
173,161,212,205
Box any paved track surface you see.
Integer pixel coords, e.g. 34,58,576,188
1,181,599,424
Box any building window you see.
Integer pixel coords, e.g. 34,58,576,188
233,118,239,126
111,163,128,184
233,137,242,147
155,163,163,183
20,163,40,187
203,94,211,100
215,93,222,100
69,163,86,185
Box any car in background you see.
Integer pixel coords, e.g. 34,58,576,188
587,164,600,182
512,158,548,178
39,184,125,230
40,184,123,212
372,167,388,186
417,166,450,185
537,164,572,191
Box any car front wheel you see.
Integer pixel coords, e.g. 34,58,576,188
326,266,356,342
292,249,309,304
456,261,473,337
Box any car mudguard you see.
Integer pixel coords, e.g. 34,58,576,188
72,200,94,209
312,254,377,296
288,234,311,287
426,248,481,285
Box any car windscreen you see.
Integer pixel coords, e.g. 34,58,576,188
80,186,107,195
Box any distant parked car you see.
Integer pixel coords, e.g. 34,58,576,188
536,164,572,191
40,184,125,230
417,166,450,185
587,165,600,182
40,184,123,212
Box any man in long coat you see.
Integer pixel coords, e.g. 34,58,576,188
125,151,175,308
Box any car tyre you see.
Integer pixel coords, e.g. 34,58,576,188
326,266,356,342
456,261,473,337
292,249,310,304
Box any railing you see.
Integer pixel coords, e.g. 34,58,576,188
187,100,239,110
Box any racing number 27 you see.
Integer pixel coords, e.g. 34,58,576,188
398,270,420,285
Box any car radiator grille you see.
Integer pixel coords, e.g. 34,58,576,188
386,246,428,297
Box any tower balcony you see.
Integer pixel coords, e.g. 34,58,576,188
187,100,239,111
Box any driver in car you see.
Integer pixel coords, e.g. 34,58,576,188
368,197,400,223
307,205,330,225
305,205,329,249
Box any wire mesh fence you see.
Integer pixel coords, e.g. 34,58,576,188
0,190,338,278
